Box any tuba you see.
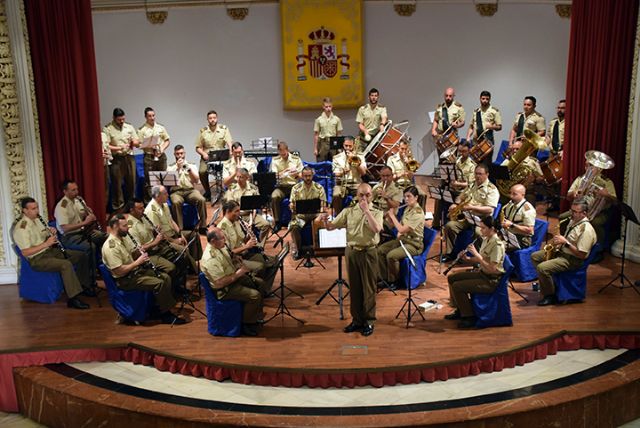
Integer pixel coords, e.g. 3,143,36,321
496,129,546,196
577,150,615,220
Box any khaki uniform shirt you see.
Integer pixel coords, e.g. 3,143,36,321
137,122,170,154
144,198,174,236
196,124,232,151
290,181,327,204
562,218,597,257
54,196,87,235
435,102,465,133
386,153,412,187
271,154,303,187
371,181,403,212
512,111,546,136
568,174,617,208
201,243,214,263
356,104,387,134
455,156,477,187
13,217,49,258
102,234,136,278
314,113,343,138
103,121,138,156
167,161,199,190
399,205,425,247
332,152,366,184
332,204,384,248
201,246,235,286
218,216,245,250
469,105,502,139
547,117,565,152
502,200,535,237
222,157,258,181
480,233,505,274
469,179,499,208
127,215,155,247
224,182,260,203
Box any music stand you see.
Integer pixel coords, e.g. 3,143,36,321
292,199,325,270
206,149,230,204
599,201,640,295
395,240,425,328
428,185,455,272
329,136,345,152
172,237,207,327
314,227,350,319
149,171,179,188
264,243,305,324
489,164,510,182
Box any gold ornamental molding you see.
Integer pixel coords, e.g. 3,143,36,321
146,10,168,24
555,4,571,19
393,3,416,17
475,3,498,17
226,7,248,20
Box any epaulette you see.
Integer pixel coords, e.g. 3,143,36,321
219,124,227,130
61,199,68,208
474,107,480,113
523,203,531,211
109,240,116,248
19,220,27,229
200,127,207,132
313,182,323,190
151,205,159,212
454,101,462,107
378,104,385,108
437,103,443,109
127,219,133,226
493,107,500,112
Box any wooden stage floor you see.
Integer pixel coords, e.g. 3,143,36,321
2,216,640,374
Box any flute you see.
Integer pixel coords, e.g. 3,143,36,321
37,214,68,258
442,237,482,275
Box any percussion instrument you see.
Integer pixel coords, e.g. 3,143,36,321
540,153,563,185
469,139,493,163
363,120,407,178
435,130,459,153
439,145,458,164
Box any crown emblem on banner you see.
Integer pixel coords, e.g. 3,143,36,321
308,26,335,43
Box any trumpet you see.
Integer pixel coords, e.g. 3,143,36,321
127,232,161,277
348,153,362,167
37,214,68,258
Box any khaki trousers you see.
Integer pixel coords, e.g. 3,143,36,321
346,246,379,326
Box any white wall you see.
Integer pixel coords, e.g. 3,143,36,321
92,2,569,172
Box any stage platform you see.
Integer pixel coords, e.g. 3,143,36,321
2,211,640,426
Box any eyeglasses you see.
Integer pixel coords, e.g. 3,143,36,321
357,193,372,197
570,209,584,214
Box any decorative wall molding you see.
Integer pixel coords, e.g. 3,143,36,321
226,7,248,20
555,4,570,19
393,3,416,17
146,10,168,24
475,3,498,17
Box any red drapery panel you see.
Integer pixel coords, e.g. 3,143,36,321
563,0,638,206
24,0,104,222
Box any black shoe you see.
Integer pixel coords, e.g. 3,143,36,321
242,324,258,336
203,192,211,202
532,282,540,292
292,251,301,261
457,317,477,329
440,254,454,263
198,227,208,236
361,324,374,336
160,312,187,325
444,309,461,320
67,297,90,310
537,295,557,306
343,322,364,333
81,287,97,297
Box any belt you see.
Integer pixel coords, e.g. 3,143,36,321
348,244,376,251
112,153,132,158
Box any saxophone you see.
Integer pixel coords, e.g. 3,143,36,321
448,188,472,221
543,217,570,261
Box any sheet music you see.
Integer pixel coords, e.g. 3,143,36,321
501,229,521,250
428,111,435,123
319,228,347,249
140,135,160,149
463,211,481,225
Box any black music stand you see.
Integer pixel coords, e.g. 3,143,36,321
394,241,425,328
488,164,510,183
207,149,230,205
599,201,640,295
264,243,305,324
293,198,324,270
329,136,345,152
315,251,350,320
172,236,207,327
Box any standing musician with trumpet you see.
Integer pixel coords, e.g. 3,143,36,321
13,197,92,309
224,168,272,240
54,179,108,291
270,141,303,228
104,107,140,211
195,109,232,201
288,166,327,260
166,145,208,235
222,142,258,187
331,136,367,215
465,90,502,162
442,164,499,262
356,87,388,153
102,214,186,324
444,216,505,329
431,87,465,142
371,166,403,232
138,107,171,202
508,96,546,145
530,200,596,306
386,140,419,189
218,200,278,296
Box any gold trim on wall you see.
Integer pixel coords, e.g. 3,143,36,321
475,3,497,17
555,4,571,19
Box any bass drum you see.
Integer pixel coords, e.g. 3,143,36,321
365,126,404,178
540,153,563,185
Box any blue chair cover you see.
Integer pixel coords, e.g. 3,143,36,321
166,198,199,230
493,140,510,165
536,149,550,162
472,255,514,328
303,161,333,203
510,219,549,282
398,228,438,289
553,243,602,302
135,153,145,199
257,157,272,174
99,264,154,323
199,272,244,337
451,203,501,255
13,245,64,304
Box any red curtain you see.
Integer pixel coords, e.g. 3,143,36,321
24,0,104,223
563,0,638,206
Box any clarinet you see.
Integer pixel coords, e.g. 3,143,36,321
37,214,68,258
77,196,103,232
126,232,161,277
442,237,482,275
238,216,264,255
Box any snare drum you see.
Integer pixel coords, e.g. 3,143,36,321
435,131,459,153
469,138,493,163
540,153,563,185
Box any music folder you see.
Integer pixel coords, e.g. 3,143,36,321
207,149,230,163
319,228,347,249
329,136,345,151
295,198,321,215
240,195,268,211
252,172,277,194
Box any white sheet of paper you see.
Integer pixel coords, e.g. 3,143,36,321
428,111,436,123
319,228,347,249
141,135,160,149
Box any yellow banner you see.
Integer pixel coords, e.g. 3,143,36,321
280,0,364,110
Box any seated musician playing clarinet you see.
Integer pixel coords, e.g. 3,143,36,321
376,186,424,289
500,184,536,252
224,168,271,242
444,216,505,329
442,164,499,262
332,136,367,215
288,166,327,260
531,200,596,306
